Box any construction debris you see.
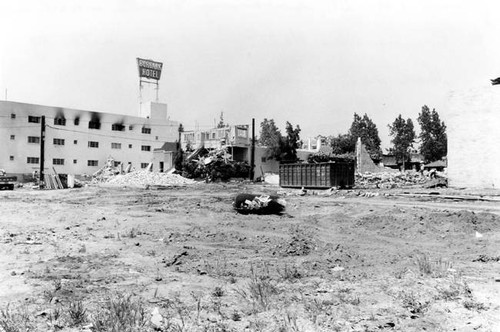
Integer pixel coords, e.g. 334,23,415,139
233,193,286,215
106,170,195,187
355,170,447,189
92,157,125,182
181,147,250,181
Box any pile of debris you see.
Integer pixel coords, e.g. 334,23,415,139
233,193,286,215
355,170,447,189
181,147,250,182
92,157,129,182
106,170,195,187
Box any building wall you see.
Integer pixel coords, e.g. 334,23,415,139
447,86,500,189
0,101,179,176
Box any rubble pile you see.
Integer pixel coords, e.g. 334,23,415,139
181,147,250,181
92,158,126,182
356,170,447,189
106,170,195,187
233,193,286,215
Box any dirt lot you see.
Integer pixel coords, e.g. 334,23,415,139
1,182,499,331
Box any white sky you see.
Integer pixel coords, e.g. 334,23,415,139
1,0,500,150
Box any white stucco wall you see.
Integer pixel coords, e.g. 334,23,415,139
447,86,500,189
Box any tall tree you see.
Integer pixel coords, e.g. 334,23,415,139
258,118,283,159
281,122,301,162
330,134,356,155
388,115,416,169
418,105,447,162
348,113,382,160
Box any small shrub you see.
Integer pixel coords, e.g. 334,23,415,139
91,293,149,331
212,286,225,298
67,300,87,326
399,291,431,314
277,264,302,281
235,265,280,312
463,299,488,311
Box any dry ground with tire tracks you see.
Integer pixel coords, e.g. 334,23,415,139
1,183,499,331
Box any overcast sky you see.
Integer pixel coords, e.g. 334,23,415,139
1,0,499,150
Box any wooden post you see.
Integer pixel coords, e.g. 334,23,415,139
40,116,46,187
250,118,255,181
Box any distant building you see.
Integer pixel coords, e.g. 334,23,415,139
180,125,251,161
380,153,424,171
0,101,179,178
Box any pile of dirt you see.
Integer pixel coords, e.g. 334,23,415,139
106,170,195,187
92,157,127,182
356,170,447,189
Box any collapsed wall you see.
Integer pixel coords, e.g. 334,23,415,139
447,86,500,189
355,138,396,174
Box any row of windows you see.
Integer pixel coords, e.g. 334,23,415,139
20,136,151,150
22,157,148,168
14,114,153,133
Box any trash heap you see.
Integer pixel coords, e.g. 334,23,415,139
181,147,250,181
355,170,447,189
106,170,195,187
233,193,286,215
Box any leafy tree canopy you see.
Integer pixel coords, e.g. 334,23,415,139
349,113,382,160
388,114,416,165
418,105,447,163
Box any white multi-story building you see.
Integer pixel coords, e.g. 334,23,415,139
0,100,179,178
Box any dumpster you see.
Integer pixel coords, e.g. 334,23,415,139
279,162,354,189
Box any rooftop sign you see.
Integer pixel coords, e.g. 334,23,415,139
137,58,163,80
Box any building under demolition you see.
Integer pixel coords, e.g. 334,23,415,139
0,100,179,178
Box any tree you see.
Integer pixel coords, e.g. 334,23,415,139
418,105,447,162
349,113,382,160
281,122,301,162
330,134,356,155
258,118,283,159
388,115,416,169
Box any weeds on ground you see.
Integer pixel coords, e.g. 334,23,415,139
235,264,280,313
91,293,149,332
415,254,452,277
67,300,87,326
277,263,303,282
0,304,32,332
463,299,488,311
398,291,432,315
203,256,234,277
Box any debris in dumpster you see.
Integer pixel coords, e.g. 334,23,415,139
233,193,286,215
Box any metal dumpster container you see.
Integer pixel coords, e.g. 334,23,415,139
279,162,354,189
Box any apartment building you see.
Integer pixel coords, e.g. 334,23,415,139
0,100,179,177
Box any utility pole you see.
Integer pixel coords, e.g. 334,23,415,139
250,118,255,181
39,116,46,188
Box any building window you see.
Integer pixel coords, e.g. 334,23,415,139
74,140,78,144
53,158,65,165
88,141,99,148
141,163,149,169
53,138,65,145
10,135,15,140
73,159,77,164
112,124,125,131
27,157,39,164
11,114,16,119
141,145,151,151
142,127,151,134
10,156,14,161
261,157,266,163
54,117,66,126
111,143,122,149
89,121,101,129
113,161,121,167
87,160,98,166
155,136,159,140
28,116,40,123
129,144,133,148
28,136,40,144
129,125,134,130
74,118,80,126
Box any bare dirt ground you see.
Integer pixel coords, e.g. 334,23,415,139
1,183,499,331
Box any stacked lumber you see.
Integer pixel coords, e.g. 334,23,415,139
106,170,195,187
44,174,64,189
